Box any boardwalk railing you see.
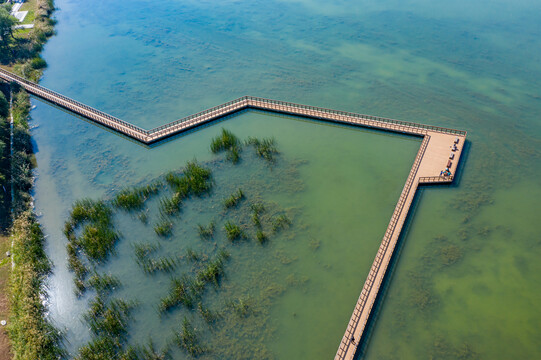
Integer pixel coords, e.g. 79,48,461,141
0,68,149,141
0,68,466,144
419,175,454,184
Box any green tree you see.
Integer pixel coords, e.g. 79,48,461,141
0,7,16,46
0,91,8,118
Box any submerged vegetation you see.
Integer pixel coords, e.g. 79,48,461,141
165,160,213,198
197,221,215,240
77,296,136,359
154,218,173,237
210,128,242,163
174,317,205,357
64,198,119,294
113,183,160,212
223,188,244,209
134,242,177,274
246,136,278,163
272,214,292,232
59,133,297,357
224,220,246,241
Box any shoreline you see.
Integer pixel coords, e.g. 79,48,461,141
0,0,60,358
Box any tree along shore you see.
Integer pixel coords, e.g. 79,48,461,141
0,1,63,359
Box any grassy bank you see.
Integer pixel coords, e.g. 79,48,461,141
1,0,55,82
0,0,59,359
8,211,63,359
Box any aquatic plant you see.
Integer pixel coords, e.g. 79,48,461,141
256,230,268,244
113,183,160,212
251,202,266,229
134,242,160,260
227,144,241,163
224,220,246,241
87,273,121,295
154,218,173,237
78,223,120,262
174,317,205,357
166,160,213,197
138,211,149,224
210,128,242,163
68,198,113,227
246,136,278,162
159,276,200,312
77,296,137,359
272,214,291,232
134,242,177,274
182,160,213,196
76,336,121,360
227,297,253,318
65,198,120,293
134,339,171,360
185,247,201,262
223,188,245,209
439,245,462,266
197,221,215,240
198,303,221,324
85,297,134,337
196,250,230,286
159,193,182,216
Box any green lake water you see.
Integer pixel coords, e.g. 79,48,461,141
28,0,541,358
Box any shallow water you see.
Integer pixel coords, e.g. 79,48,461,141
29,0,541,358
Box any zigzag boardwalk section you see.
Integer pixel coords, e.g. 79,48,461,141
0,68,467,358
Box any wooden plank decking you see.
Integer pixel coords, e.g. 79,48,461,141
0,67,466,359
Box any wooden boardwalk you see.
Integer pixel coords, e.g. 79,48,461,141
0,68,466,359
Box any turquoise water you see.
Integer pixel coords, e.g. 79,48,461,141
30,0,541,358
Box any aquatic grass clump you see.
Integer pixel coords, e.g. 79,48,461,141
64,198,119,293
133,339,171,360
137,211,149,224
227,297,253,318
166,161,213,197
76,336,120,360
134,242,177,274
154,218,173,237
196,250,230,286
198,303,221,324
256,230,268,244
79,224,120,262
272,214,291,232
185,247,201,262
113,183,160,212
159,193,182,216
197,221,215,240
223,188,245,209
251,202,265,229
78,297,137,359
87,273,121,295
224,220,246,241
68,198,113,228
182,160,213,196
175,317,205,357
84,297,136,339
159,276,201,312
246,136,278,162
210,128,242,163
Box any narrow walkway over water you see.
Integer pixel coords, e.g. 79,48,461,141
0,67,466,359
